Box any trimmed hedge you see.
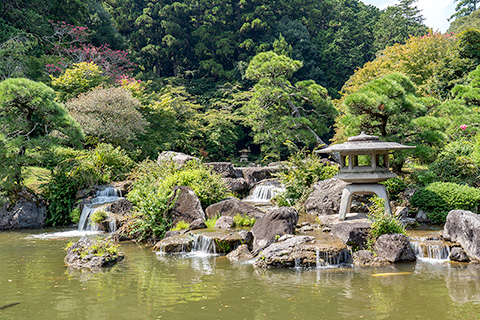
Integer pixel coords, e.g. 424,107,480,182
410,182,480,223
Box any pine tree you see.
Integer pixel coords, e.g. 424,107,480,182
450,0,480,21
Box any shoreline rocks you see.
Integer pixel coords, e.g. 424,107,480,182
64,237,124,269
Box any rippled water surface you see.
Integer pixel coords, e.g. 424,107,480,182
1,229,479,319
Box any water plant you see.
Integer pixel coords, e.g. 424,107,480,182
171,220,190,231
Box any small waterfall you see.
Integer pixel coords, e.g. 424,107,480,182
316,249,351,268
78,187,121,232
191,234,216,256
243,182,285,204
410,237,451,262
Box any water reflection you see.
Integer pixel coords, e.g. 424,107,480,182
446,264,480,303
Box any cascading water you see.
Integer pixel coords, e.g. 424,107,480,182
410,237,451,262
316,249,352,268
190,234,217,256
78,187,121,232
243,182,286,205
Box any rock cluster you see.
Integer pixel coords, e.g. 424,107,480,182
0,190,46,230
64,237,124,269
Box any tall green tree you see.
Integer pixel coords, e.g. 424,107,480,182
374,0,428,51
451,0,480,21
336,73,430,171
242,51,336,159
0,78,83,192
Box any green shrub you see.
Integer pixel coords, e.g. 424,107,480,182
42,144,134,227
410,182,480,224
428,140,479,187
381,177,407,200
90,210,108,225
69,207,81,224
125,160,228,240
171,220,190,231
274,147,339,209
367,196,406,249
233,214,256,227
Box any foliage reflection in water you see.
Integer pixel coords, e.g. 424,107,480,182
1,229,480,319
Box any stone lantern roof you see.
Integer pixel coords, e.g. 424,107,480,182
316,132,415,183
318,132,415,154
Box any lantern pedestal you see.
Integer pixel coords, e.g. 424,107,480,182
338,183,391,221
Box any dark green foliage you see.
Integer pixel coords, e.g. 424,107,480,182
450,0,480,21
449,9,480,33
381,177,407,200
0,78,83,193
410,182,480,223
42,144,134,226
367,196,406,248
373,0,428,51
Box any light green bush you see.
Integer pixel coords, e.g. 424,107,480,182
233,214,256,227
410,181,480,224
171,220,190,231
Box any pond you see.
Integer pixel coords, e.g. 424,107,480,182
1,229,479,319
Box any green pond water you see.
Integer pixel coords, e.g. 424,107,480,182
1,229,480,320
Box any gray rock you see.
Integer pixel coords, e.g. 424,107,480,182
399,217,417,228
189,218,207,230
164,230,188,239
157,151,199,167
153,234,194,253
205,197,264,220
238,167,278,187
394,206,409,217
374,234,416,263
170,186,205,225
205,162,236,178
226,244,254,262
191,229,253,254
416,210,431,223
443,210,480,261
254,234,349,268
304,178,348,215
64,237,124,269
223,178,250,196
105,198,133,216
251,207,299,254
214,216,234,230
0,190,46,230
450,246,469,262
112,180,133,197
353,250,391,267
331,219,371,250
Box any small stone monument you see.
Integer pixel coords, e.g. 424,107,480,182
317,132,415,220
239,149,251,163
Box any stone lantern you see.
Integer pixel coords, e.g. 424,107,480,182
317,132,415,220
239,149,251,163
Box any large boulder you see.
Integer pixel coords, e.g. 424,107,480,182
0,190,46,230
353,250,390,267
449,246,469,262
254,234,350,268
251,207,298,254
223,178,250,196
170,186,206,225
304,178,348,215
214,216,234,230
205,197,264,220
331,219,371,250
238,167,279,186
157,151,199,167
205,162,236,178
443,210,480,261
153,233,194,253
226,244,254,262
374,234,416,263
64,237,124,269
105,198,133,216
